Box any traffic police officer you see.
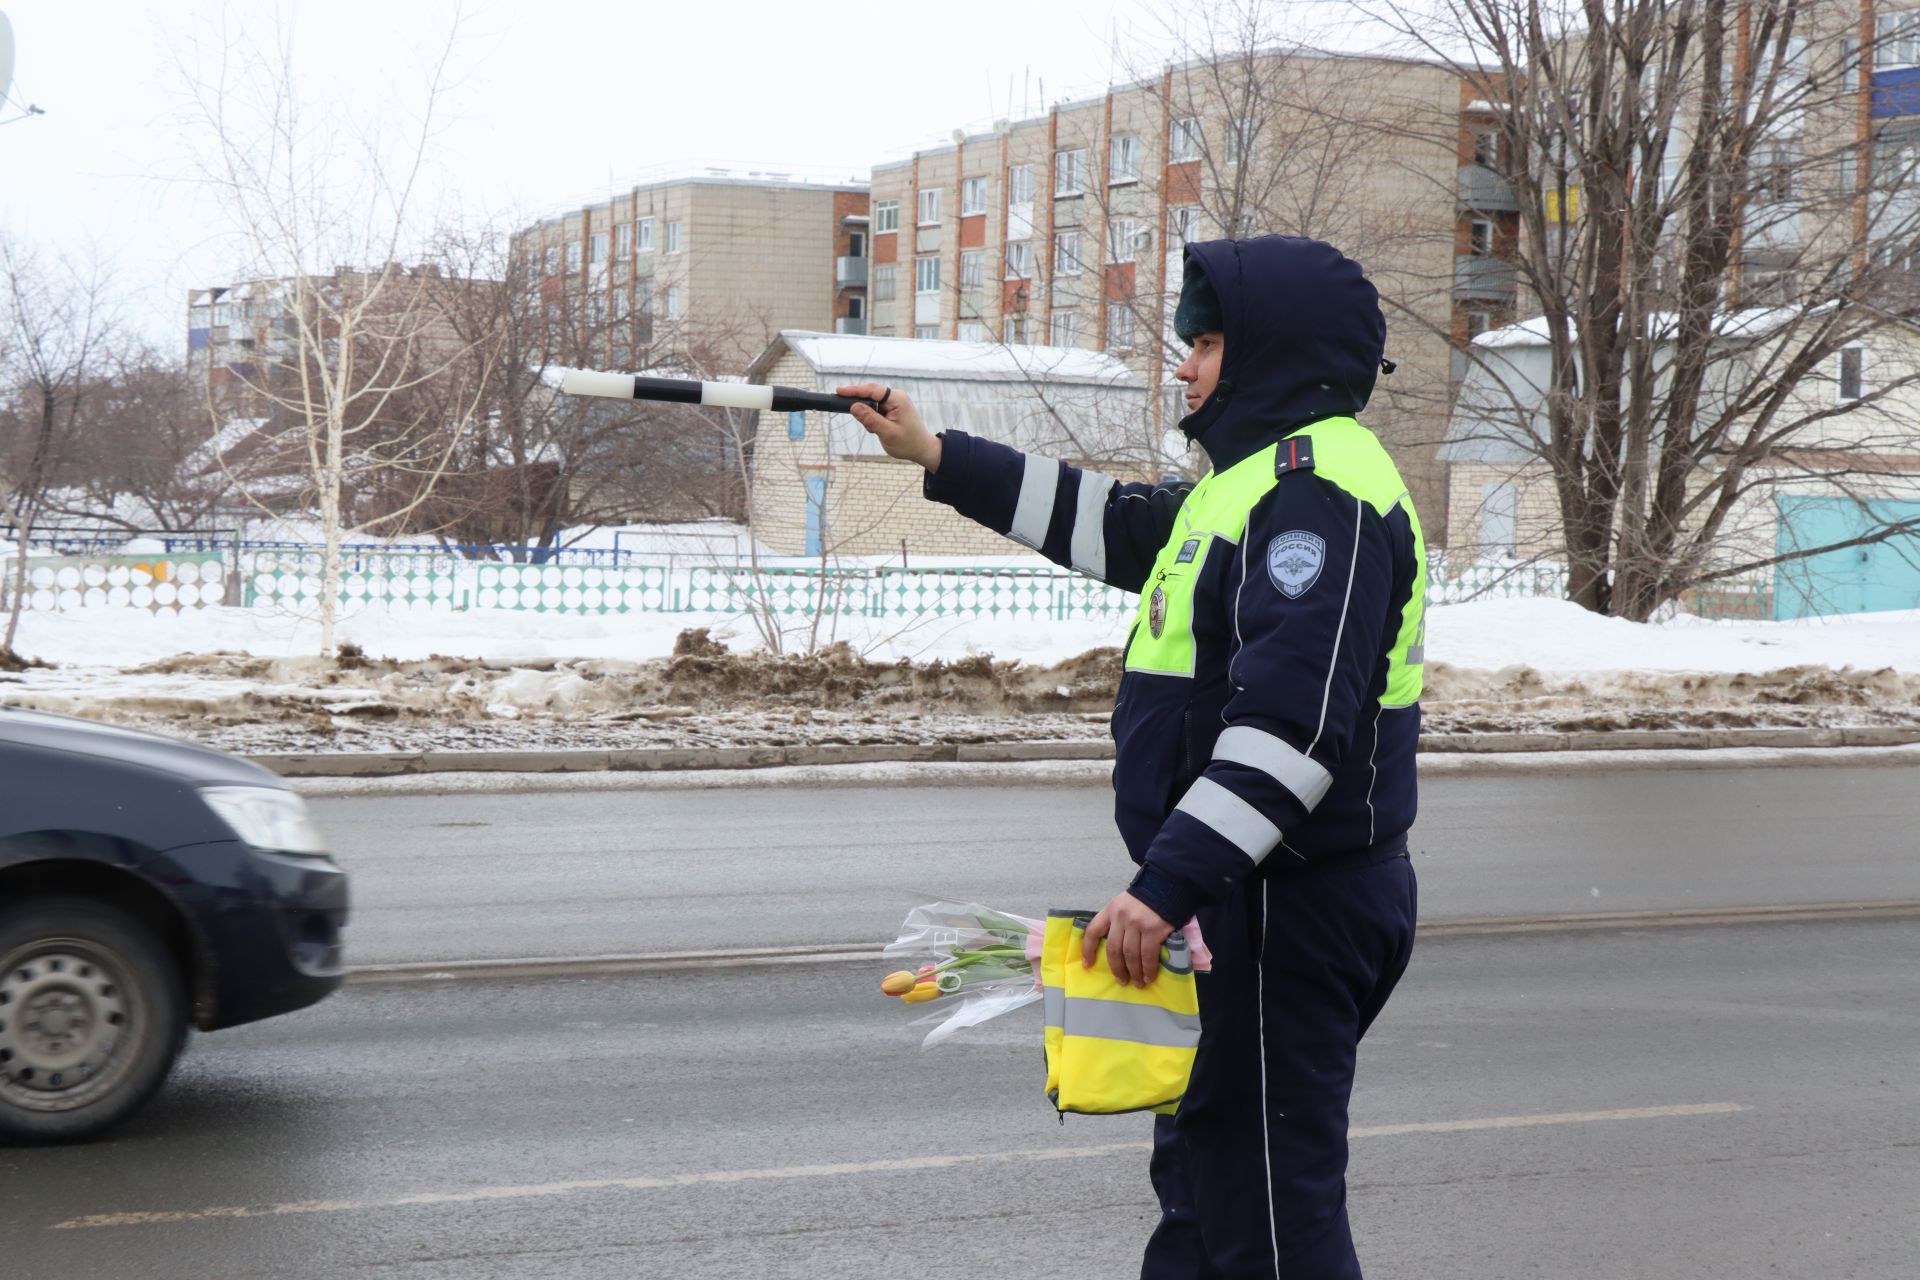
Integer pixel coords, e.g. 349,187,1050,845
844,234,1423,1279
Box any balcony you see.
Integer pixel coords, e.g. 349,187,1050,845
835,316,867,335
1454,253,1517,301
1456,164,1519,213
836,255,868,288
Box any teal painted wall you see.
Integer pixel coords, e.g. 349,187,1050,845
1773,495,1920,619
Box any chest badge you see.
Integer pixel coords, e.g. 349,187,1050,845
1148,585,1168,638
1266,531,1327,599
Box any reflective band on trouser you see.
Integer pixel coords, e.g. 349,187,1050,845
1070,472,1115,580
1174,776,1282,864
1212,724,1332,812
1049,919,1200,1116
1010,454,1061,549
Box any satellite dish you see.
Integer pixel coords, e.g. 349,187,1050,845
0,12,15,111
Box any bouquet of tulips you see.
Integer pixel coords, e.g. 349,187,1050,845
877,902,1045,1047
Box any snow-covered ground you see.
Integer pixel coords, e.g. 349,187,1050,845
1,597,1916,754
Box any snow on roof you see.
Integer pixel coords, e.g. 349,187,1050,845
760,330,1140,386
1472,305,1828,349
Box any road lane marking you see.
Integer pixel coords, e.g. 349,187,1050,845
342,901,1920,984
50,1102,1747,1230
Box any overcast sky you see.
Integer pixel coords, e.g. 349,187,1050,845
0,0,1235,348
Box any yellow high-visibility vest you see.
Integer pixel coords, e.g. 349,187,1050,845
1040,910,1200,1116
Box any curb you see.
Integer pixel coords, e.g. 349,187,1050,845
251,725,1920,778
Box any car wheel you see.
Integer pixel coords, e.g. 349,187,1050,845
0,898,187,1144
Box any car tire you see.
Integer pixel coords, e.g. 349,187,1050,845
0,898,188,1144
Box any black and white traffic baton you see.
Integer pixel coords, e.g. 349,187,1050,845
559,370,887,415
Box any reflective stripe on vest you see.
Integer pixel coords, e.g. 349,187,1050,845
1120,417,1427,707
1041,912,1200,1117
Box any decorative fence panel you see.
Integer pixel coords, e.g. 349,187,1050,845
0,553,232,613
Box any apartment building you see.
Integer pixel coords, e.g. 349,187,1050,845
511,173,869,373
866,51,1494,537
185,266,486,416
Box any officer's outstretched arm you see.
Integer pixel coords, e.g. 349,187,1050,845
1127,474,1399,926
919,429,1190,593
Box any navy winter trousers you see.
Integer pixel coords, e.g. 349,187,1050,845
1140,845,1418,1280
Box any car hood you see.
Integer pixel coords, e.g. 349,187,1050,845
0,707,282,788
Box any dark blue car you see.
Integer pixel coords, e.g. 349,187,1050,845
0,707,348,1142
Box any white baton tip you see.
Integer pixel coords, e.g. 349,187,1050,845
560,369,635,399
699,382,775,411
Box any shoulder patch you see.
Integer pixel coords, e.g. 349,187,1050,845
1266,531,1326,598
1274,435,1315,476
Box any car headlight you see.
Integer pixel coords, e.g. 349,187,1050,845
199,786,330,855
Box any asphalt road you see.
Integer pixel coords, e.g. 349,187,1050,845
5,918,1917,1278
309,763,1920,963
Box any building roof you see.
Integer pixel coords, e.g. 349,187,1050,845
747,331,1153,465
750,330,1141,387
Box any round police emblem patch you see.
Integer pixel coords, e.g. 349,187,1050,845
1266,531,1326,599
1148,585,1167,638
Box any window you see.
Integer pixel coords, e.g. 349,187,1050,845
1466,310,1491,338
1839,346,1865,400
914,324,939,340
1171,206,1203,246
1055,230,1084,276
1004,314,1032,344
788,411,806,442
639,283,653,316
615,224,632,259
1108,218,1142,263
665,221,682,254
1109,135,1141,184
637,218,654,253
1170,117,1203,162
915,254,941,294
1008,164,1034,205
874,263,898,301
1005,240,1033,279
1055,148,1087,196
1049,310,1081,347
959,320,986,343
961,177,989,215
589,232,608,265
848,231,866,257
1878,11,1920,68
565,240,582,271
665,286,683,318
959,249,986,289
874,200,900,233
614,291,632,320
544,245,560,275
847,296,865,319
918,188,941,226
1226,118,1255,166
1106,303,1137,350
1470,219,1495,255
1472,128,1500,169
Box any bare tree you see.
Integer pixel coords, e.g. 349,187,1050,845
0,235,115,660
1370,0,1920,618
175,8,490,654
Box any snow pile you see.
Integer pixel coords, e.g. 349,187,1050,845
0,596,1915,753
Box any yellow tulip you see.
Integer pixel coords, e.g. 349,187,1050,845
901,983,942,1004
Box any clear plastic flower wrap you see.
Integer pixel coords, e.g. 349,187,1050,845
877,900,1211,1048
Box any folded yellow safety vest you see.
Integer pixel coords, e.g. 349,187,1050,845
1040,909,1200,1116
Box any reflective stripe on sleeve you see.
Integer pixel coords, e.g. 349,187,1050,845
1212,724,1333,812
1009,454,1062,549
1174,776,1282,864
1070,471,1114,580
1061,996,1201,1048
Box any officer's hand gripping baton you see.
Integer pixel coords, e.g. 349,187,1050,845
559,370,884,416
